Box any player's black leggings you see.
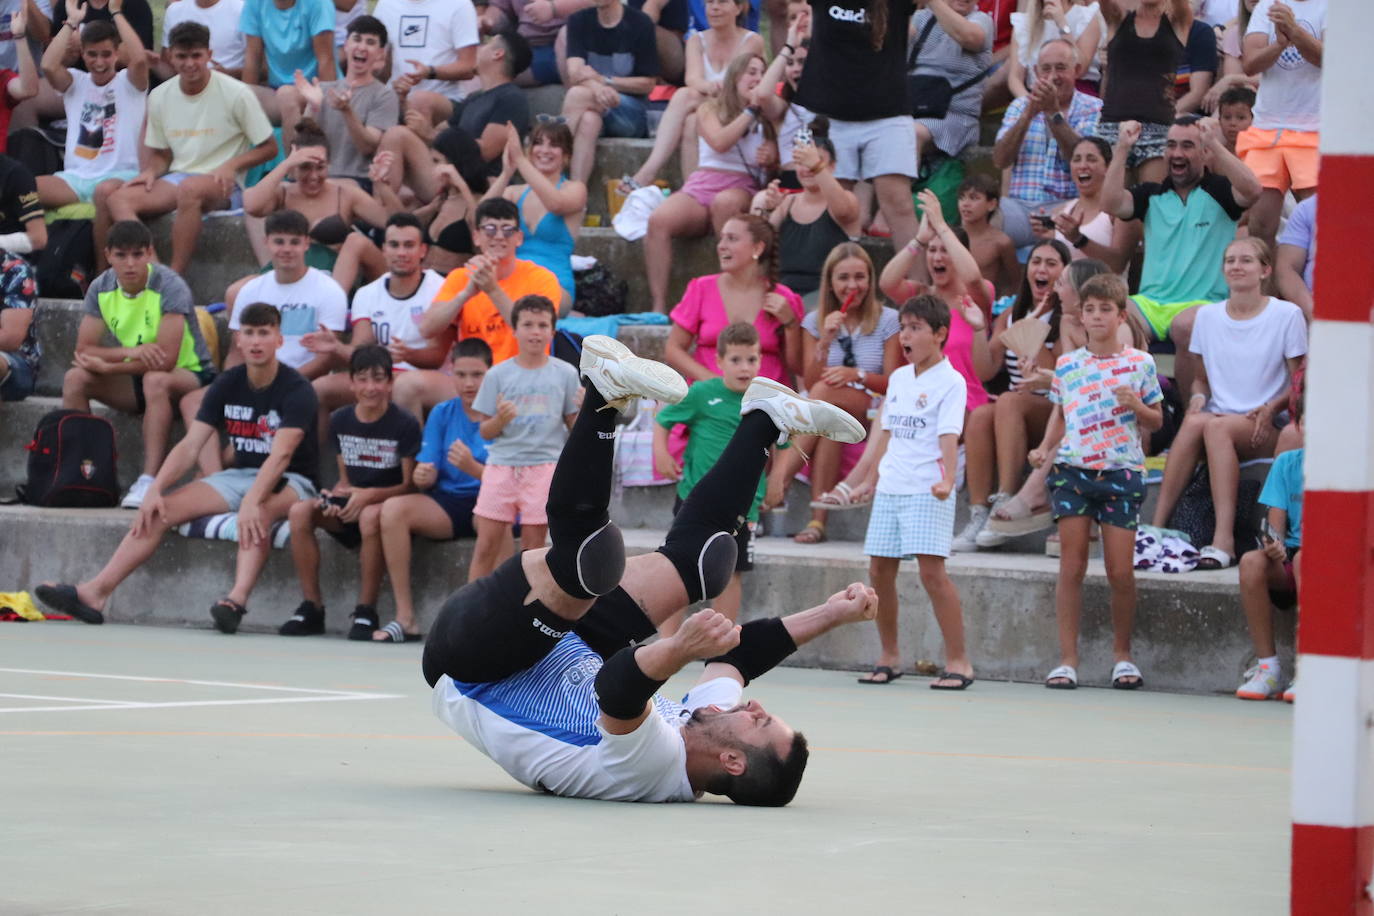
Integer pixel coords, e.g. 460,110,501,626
422,394,782,688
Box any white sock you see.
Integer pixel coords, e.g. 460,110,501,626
1258,655,1280,672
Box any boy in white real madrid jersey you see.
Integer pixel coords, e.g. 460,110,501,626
424,336,875,805
856,295,974,690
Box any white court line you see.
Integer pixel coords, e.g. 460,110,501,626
0,692,132,705
0,667,405,715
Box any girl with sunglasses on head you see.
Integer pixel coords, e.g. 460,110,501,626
483,118,587,314
766,242,900,544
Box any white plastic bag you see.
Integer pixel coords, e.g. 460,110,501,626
612,186,667,241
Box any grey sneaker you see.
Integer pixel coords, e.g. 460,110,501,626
953,505,990,552
973,493,1013,548
741,377,867,444
579,334,687,410
121,474,155,509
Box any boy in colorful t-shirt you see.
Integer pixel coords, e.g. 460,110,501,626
1030,274,1164,692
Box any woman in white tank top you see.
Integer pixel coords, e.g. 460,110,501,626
621,0,763,192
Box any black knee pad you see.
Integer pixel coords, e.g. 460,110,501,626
549,520,625,600
661,529,737,604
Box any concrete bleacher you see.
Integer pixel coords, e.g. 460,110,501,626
0,129,1286,696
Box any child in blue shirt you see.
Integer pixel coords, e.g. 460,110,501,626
371,338,492,642
1235,395,1304,702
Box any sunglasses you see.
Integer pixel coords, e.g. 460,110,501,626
836,335,857,368
478,223,520,239
534,113,568,125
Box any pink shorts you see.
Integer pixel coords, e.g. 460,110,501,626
680,168,758,208
473,462,556,525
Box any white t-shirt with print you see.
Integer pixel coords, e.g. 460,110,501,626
876,357,967,496
1189,297,1308,415
231,267,349,370
162,0,247,72
60,70,146,180
348,269,446,371
373,0,479,101
1247,0,1326,131
432,634,744,803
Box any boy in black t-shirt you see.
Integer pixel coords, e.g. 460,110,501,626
280,345,421,640
36,304,322,635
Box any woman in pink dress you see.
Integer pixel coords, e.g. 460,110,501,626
664,213,804,385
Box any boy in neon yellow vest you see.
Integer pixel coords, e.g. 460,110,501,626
62,220,217,508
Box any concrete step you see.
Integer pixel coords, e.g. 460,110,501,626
0,505,1290,694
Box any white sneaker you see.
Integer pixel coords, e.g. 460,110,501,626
1236,663,1284,701
741,377,866,444
1283,678,1297,704
953,505,990,552
973,493,1012,548
580,335,687,410
121,474,155,509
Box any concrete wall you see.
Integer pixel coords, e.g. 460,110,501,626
0,506,1292,695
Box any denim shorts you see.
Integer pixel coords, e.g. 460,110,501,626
602,93,649,139
1094,120,1169,169
1048,464,1146,530
0,351,35,401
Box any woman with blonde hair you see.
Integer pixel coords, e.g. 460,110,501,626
644,53,778,313
768,241,901,543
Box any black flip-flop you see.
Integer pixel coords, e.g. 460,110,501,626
375,621,424,643
34,584,104,625
929,671,975,690
857,665,902,685
210,598,247,635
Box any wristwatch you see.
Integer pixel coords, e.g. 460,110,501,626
1050,112,1065,126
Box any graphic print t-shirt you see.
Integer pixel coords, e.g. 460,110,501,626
329,402,421,489
349,269,446,370
231,267,349,369
1051,346,1163,472
61,70,146,179
197,363,320,480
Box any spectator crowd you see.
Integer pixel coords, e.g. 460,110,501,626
0,0,1327,699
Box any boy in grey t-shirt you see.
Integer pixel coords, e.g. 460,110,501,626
469,294,580,579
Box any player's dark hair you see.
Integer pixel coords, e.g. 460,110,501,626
265,208,310,238
495,29,532,79
452,336,494,366
510,294,556,328
81,20,119,46
106,220,153,252
899,294,951,349
712,731,810,807
1074,135,1114,166
475,196,520,226
1079,273,1130,312
350,344,393,378
239,303,282,329
291,117,329,153
167,22,210,50
347,14,387,45
386,210,428,244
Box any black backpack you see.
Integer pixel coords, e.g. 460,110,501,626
19,409,119,508
34,219,95,300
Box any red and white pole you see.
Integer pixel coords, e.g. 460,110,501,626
1290,1,1374,912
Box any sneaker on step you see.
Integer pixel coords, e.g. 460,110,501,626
1236,663,1283,700
1282,678,1297,704
580,335,687,410
953,505,989,552
973,493,1012,548
279,600,325,636
741,377,866,444
121,474,155,509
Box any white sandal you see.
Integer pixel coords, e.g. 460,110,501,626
809,481,872,511
1112,660,1144,690
1045,664,1078,689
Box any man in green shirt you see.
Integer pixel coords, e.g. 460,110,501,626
63,220,217,508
